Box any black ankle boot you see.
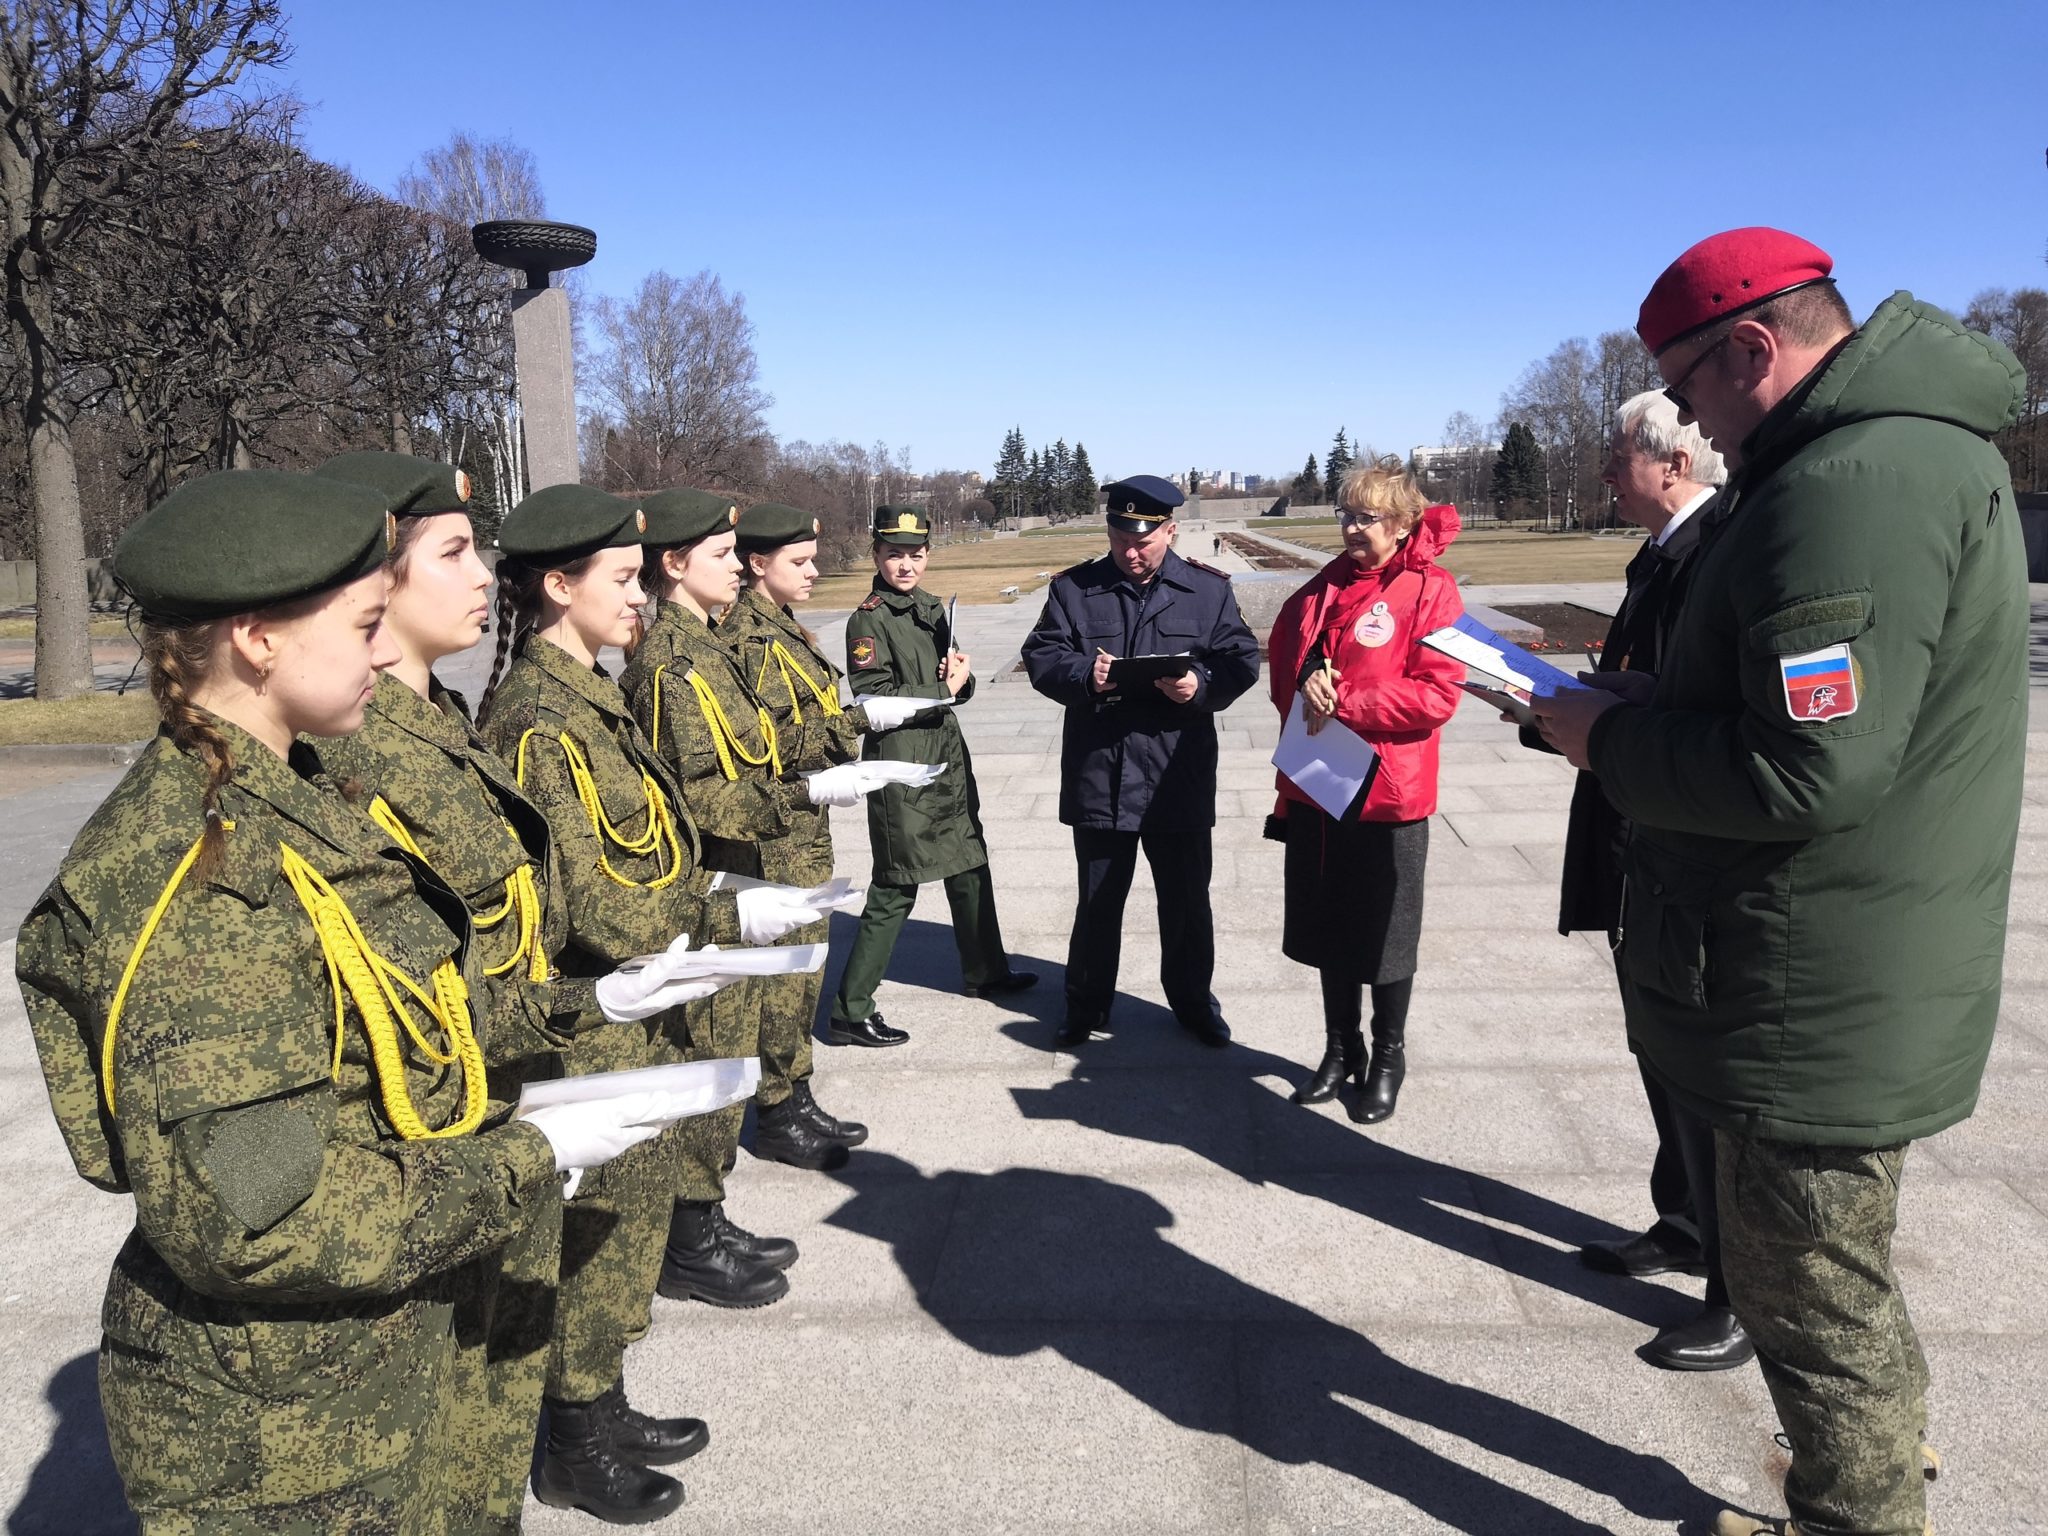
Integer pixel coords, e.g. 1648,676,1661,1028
533,1395,685,1523
1349,1028,1406,1124
657,1199,790,1307
792,1078,868,1147
595,1379,709,1465
712,1202,798,1271
1292,1025,1365,1105
754,1094,850,1171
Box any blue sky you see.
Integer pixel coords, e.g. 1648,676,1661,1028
283,0,2045,482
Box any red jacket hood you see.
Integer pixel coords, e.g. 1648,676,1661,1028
1398,502,1460,572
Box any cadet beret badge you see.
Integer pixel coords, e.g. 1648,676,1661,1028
634,508,647,533
852,637,876,667
454,469,472,502
728,505,738,525
812,517,822,535
384,510,398,553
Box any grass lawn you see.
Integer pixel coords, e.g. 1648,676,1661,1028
0,691,154,745
810,531,1111,609
1258,524,1641,585
0,616,131,641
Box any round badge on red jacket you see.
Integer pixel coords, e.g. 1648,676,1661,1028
1354,600,1397,648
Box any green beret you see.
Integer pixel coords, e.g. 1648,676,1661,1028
115,469,393,622
736,502,823,553
641,487,739,546
313,451,472,518
497,483,645,562
872,503,930,547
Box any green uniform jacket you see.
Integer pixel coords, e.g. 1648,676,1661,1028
15,722,558,1526
1588,292,2029,1145
621,600,815,878
321,672,579,1091
719,587,869,885
843,579,987,887
478,637,739,1075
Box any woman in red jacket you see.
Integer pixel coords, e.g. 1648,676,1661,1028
1268,457,1463,1123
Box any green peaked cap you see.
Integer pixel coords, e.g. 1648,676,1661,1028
497,483,645,562
871,503,930,546
115,469,392,622
641,487,739,546
313,450,473,518
736,502,822,552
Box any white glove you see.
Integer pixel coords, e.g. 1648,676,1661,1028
524,1091,669,1197
594,934,727,1022
858,696,933,731
735,884,820,944
805,763,878,807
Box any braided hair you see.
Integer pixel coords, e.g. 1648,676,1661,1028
141,620,237,880
478,553,598,721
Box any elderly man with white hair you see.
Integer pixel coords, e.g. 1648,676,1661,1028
1522,390,1745,1370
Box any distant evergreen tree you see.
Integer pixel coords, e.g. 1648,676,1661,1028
1323,427,1353,503
1067,442,1097,521
1025,449,1052,518
989,426,1029,519
1046,439,1071,519
1291,452,1320,502
1492,421,1545,511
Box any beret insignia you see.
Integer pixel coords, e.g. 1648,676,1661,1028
384,510,398,553
728,505,738,525
812,517,821,535
634,508,648,533
454,469,472,503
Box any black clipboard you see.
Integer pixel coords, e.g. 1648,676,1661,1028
1107,653,1196,685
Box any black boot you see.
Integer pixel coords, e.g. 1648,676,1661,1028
657,1199,789,1307
792,1078,867,1147
753,1095,851,1171
711,1202,798,1271
1350,1024,1406,1124
1292,1025,1365,1105
533,1395,685,1524
595,1379,709,1465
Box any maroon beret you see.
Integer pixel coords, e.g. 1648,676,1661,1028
1637,227,1834,355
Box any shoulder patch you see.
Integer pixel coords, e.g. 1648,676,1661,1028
858,593,885,612
1779,643,1860,722
851,636,876,668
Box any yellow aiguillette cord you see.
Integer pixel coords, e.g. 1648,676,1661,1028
650,664,781,782
756,640,842,724
368,795,547,983
514,729,681,888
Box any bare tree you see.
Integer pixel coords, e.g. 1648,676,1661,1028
1502,338,1604,529
586,269,774,492
1964,287,2048,491
1,0,286,698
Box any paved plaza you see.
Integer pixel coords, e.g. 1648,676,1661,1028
3,589,2047,1534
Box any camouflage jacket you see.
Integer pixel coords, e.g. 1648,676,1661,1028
15,719,558,1288
620,601,814,878
319,672,582,1084
476,636,739,974
719,587,868,774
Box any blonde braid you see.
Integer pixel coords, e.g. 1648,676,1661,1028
142,621,236,882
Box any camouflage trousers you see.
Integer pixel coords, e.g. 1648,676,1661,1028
673,977,761,1204
754,913,826,1107
1716,1132,1930,1536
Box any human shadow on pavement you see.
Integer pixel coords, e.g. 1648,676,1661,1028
8,1351,134,1535
813,911,1063,1036
1002,1023,1694,1331
824,1152,1714,1535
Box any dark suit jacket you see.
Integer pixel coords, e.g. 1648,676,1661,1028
1522,505,1707,934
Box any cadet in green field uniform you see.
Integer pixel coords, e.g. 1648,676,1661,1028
14,471,656,1534
716,503,928,1147
477,483,765,1525
830,505,1035,1041
307,452,579,1534
619,487,820,1298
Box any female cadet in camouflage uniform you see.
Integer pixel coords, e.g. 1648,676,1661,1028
828,505,1035,1040
14,470,657,1534
618,487,818,1301
476,482,815,1524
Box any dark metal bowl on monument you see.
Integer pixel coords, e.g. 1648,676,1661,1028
471,220,597,290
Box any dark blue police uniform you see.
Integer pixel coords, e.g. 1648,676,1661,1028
1021,476,1260,1045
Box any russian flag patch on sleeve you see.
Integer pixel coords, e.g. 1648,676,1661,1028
1779,643,1859,721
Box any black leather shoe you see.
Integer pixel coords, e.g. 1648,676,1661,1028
1580,1229,1707,1278
1177,1011,1232,1048
1348,1038,1405,1122
964,970,1039,999
1641,1307,1754,1372
1055,1012,1103,1047
657,1200,790,1306
753,1096,851,1171
596,1381,709,1466
827,1012,910,1048
711,1202,798,1271
1292,1026,1365,1105
791,1078,867,1147
534,1396,685,1523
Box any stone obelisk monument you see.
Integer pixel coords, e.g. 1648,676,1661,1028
471,220,598,491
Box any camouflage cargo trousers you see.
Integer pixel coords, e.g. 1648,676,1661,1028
673,976,761,1203
754,913,826,1108
1716,1132,1930,1536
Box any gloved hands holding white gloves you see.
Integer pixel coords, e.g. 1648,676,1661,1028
735,884,827,944
593,933,729,1023
805,763,877,808
857,696,937,732
523,1090,670,1198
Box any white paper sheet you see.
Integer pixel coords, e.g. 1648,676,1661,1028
1271,695,1378,819
515,1057,761,1119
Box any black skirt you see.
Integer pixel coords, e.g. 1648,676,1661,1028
1281,806,1429,983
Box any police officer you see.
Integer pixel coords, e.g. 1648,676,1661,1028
1021,476,1260,1047
1534,229,2027,1536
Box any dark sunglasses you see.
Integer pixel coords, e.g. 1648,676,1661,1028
1662,333,1730,417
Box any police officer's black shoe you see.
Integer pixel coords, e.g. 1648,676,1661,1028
534,1396,686,1523
1177,1011,1232,1048
1580,1228,1707,1277
711,1202,798,1270
1349,1033,1405,1123
791,1078,867,1147
964,970,1039,999
1641,1306,1754,1372
752,1096,852,1171
658,1199,791,1306
1055,1012,1103,1047
1292,1025,1365,1104
827,1012,910,1048
595,1379,710,1465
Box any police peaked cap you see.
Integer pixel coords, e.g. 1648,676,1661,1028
737,502,824,552
872,504,930,546
1102,475,1184,534
313,451,473,519
497,483,646,562
115,469,394,622
641,487,739,547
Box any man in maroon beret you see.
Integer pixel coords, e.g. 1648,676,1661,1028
1535,229,2030,1536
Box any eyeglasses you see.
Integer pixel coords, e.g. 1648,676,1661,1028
1662,333,1730,417
1336,509,1385,528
